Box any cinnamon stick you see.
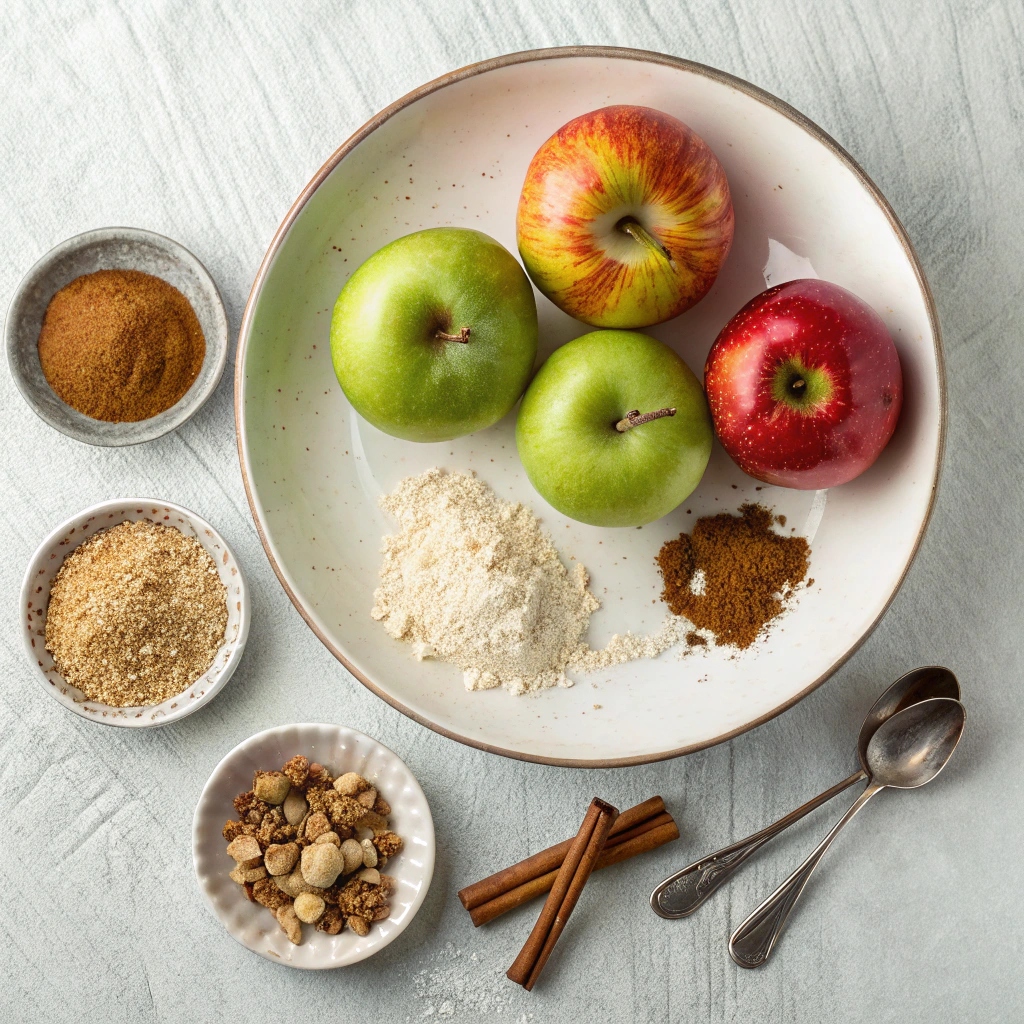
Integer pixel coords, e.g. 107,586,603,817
470,816,679,926
459,796,665,912
507,798,619,991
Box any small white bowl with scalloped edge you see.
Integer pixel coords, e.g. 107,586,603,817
20,497,249,727
192,723,435,968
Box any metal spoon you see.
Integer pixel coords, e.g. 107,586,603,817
729,696,966,968
650,666,960,919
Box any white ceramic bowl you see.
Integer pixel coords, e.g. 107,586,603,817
236,47,944,766
6,226,228,446
192,723,435,969
20,498,249,727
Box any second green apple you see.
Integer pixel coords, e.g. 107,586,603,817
516,331,712,527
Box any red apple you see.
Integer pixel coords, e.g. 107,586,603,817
704,279,903,489
516,105,734,328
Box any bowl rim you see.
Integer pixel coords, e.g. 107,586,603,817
234,45,946,768
5,225,229,447
19,496,250,728
191,721,436,969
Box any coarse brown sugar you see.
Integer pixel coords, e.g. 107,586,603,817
44,519,228,706
656,504,809,649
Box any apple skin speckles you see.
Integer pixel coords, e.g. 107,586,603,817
704,279,903,490
330,228,537,442
516,105,734,328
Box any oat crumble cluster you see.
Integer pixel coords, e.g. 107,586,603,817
222,755,404,943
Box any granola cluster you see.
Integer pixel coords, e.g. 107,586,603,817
222,755,403,943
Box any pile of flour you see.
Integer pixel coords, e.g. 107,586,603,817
371,468,684,695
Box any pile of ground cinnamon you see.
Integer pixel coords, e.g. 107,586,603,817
656,504,809,649
37,268,205,422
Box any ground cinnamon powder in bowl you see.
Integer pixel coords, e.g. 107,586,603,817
657,504,809,649
37,268,205,422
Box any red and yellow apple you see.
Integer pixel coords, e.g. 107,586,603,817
704,278,903,489
516,105,734,328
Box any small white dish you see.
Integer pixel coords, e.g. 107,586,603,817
20,497,249,727
5,226,228,446
192,723,435,969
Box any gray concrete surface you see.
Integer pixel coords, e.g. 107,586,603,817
1,1,1020,1020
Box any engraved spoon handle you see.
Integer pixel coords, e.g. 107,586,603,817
650,769,866,919
729,780,885,968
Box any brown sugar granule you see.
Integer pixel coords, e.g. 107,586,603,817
685,631,708,648
372,830,404,859
282,755,310,788
252,877,292,912
44,519,228,706
656,504,809,649
316,906,346,934
304,781,364,831
233,790,269,821
329,877,393,921
37,268,205,422
256,808,297,849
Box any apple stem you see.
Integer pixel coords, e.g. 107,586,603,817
615,407,677,432
435,327,471,343
617,218,673,263
791,378,806,391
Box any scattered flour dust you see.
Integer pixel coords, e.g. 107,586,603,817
410,943,530,1020
371,468,686,695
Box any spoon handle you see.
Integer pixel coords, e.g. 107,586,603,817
650,769,866,919
729,780,885,968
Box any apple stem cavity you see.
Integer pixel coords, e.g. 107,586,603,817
435,327,472,343
615,407,677,432
771,361,833,412
616,217,673,264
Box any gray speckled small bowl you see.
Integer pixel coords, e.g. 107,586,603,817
5,227,228,446
21,497,249,728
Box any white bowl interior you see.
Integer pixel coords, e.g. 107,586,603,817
238,53,942,764
192,723,435,968
21,498,248,726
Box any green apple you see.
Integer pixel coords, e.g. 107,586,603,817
331,227,538,442
516,330,712,526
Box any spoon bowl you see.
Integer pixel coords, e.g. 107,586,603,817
865,696,966,789
857,666,960,772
